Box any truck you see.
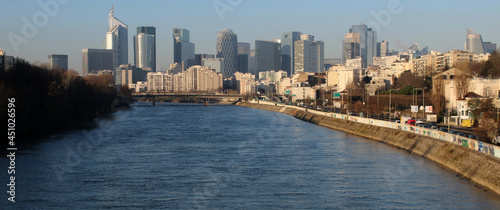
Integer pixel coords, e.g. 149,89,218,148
461,119,475,128
401,116,412,124
426,114,437,123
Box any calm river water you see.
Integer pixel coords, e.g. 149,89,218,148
2,103,500,209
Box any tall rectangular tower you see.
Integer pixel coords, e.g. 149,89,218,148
281,31,302,76
105,7,128,72
346,24,377,68
255,40,281,75
173,27,195,70
238,42,250,73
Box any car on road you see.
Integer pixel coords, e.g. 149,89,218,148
468,134,477,139
449,130,458,135
458,132,466,137
439,128,448,132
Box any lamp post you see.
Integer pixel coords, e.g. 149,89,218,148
389,88,399,121
414,87,427,120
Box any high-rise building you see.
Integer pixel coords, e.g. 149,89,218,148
106,6,128,71
379,41,389,57
281,31,302,75
173,27,195,70
249,50,256,75
295,39,324,73
216,28,238,78
466,29,485,55
344,24,377,68
238,42,250,73
48,54,68,70
483,42,497,54
134,26,156,71
255,40,281,75
195,54,215,66
82,49,113,75
343,33,361,64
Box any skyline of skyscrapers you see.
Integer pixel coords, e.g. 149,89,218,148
216,28,239,78
106,6,128,72
173,27,195,70
48,54,68,70
135,26,156,71
72,8,498,77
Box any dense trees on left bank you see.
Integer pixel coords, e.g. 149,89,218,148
0,59,118,142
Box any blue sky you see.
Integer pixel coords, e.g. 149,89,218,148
1,0,499,73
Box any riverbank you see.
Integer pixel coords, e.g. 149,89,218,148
236,102,500,196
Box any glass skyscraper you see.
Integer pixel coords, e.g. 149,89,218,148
106,7,128,73
134,26,156,72
173,27,195,70
345,24,377,68
295,38,324,73
82,49,113,75
466,29,485,55
238,42,250,73
48,54,68,70
281,31,302,76
255,40,281,75
216,28,238,78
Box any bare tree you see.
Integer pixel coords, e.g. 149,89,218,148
453,63,471,98
432,74,445,113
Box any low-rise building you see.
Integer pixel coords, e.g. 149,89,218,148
115,64,150,86
233,72,256,95
258,70,287,82
290,82,316,102
365,77,391,95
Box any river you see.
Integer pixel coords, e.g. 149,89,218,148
2,103,500,209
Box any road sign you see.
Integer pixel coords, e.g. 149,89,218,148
333,92,341,99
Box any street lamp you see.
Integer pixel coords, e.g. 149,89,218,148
389,88,399,121
414,87,427,120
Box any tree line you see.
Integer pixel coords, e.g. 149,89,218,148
0,59,118,144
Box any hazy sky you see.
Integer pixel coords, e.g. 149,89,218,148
1,0,499,73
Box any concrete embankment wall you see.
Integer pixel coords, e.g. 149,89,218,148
236,102,500,196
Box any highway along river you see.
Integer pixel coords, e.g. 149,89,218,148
2,103,500,208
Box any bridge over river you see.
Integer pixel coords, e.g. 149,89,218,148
131,93,244,104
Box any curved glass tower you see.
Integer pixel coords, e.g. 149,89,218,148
216,28,238,78
135,26,156,71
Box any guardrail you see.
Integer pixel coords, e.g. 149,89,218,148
252,100,500,159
